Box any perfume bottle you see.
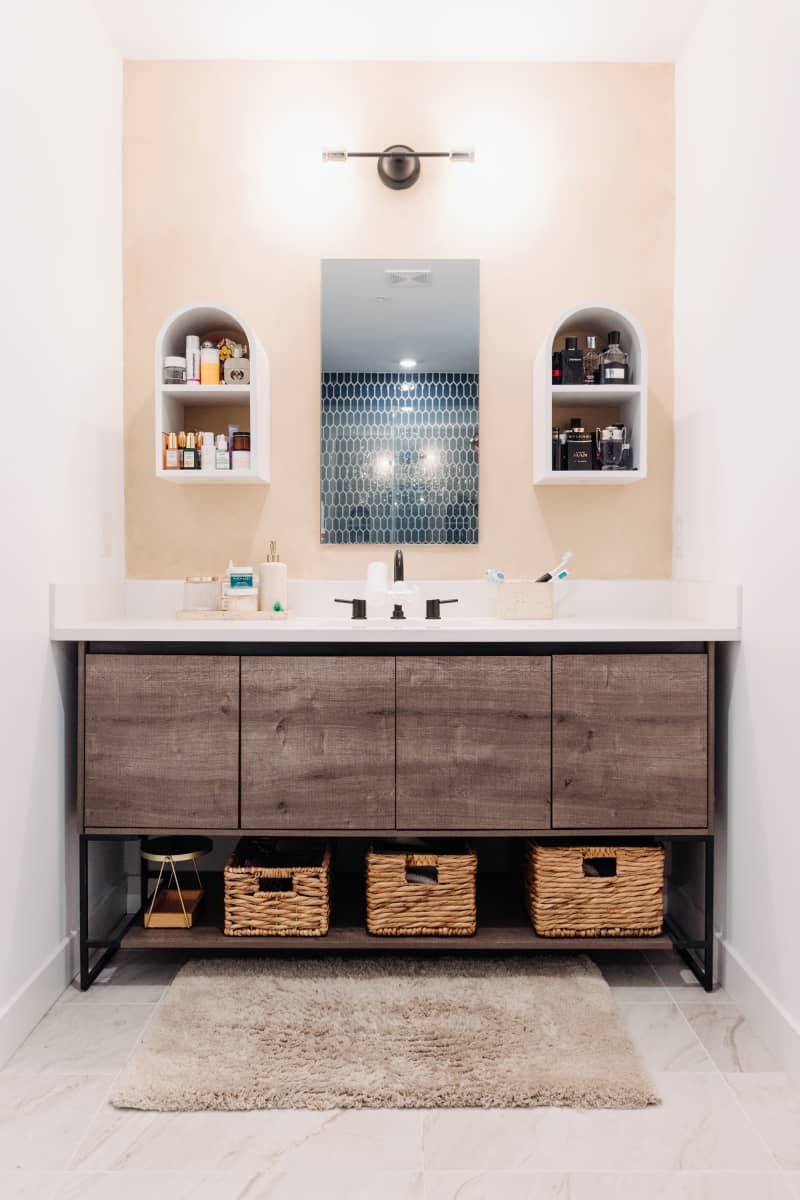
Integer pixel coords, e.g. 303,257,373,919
552,350,563,386
561,336,584,385
601,331,629,384
566,417,592,470
583,335,602,384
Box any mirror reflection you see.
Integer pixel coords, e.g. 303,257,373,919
320,259,480,544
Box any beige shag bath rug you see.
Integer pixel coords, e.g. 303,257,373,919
112,955,658,1111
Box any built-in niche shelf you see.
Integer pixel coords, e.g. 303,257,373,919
154,302,270,483
533,303,648,485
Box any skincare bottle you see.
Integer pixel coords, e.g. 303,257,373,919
164,431,180,469
200,341,220,385
259,540,289,613
182,431,198,469
215,434,230,470
200,430,215,471
185,335,201,385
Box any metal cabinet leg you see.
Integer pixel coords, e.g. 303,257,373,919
79,835,90,991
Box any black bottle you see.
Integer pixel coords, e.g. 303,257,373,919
552,351,563,386
561,336,584,386
552,428,561,470
566,417,592,470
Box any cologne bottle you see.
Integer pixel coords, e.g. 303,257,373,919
552,350,563,386
566,417,592,470
583,335,602,384
601,331,629,384
561,336,584,385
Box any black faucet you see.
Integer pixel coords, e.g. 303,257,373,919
391,549,405,619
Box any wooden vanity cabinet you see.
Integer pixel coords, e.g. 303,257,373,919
240,656,395,829
396,655,551,829
84,654,239,828
552,653,709,829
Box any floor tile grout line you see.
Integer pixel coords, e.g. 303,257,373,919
717,1070,793,1176
62,985,168,1174
669,994,725,1078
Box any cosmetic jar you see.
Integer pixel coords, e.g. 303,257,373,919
163,356,186,385
183,577,220,612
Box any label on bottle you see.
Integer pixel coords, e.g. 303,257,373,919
603,366,627,382
165,449,180,469
215,451,231,470
182,450,196,468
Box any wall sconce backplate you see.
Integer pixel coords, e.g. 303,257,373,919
377,145,421,190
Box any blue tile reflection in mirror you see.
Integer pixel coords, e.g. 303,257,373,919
320,259,479,545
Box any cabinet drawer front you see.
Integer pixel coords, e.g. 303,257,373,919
84,655,239,828
552,654,708,829
396,655,551,830
241,656,395,829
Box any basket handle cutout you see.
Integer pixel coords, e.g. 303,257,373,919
258,877,294,893
405,865,438,885
582,856,617,878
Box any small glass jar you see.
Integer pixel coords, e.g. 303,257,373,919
163,356,186,385
183,577,220,612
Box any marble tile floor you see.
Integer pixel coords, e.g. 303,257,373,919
0,948,798,1199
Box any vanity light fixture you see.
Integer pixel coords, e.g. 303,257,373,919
399,358,417,369
322,145,475,190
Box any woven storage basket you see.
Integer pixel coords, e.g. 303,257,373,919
525,841,664,937
224,839,331,937
366,842,477,936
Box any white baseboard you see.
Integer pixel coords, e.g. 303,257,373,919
0,877,128,1067
717,934,800,1085
0,934,76,1068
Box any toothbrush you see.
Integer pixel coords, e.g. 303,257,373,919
536,550,573,583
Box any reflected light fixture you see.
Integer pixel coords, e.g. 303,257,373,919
399,358,417,369
322,145,475,190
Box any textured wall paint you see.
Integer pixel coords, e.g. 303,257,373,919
124,61,674,580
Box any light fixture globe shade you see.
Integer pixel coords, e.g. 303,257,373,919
377,145,421,190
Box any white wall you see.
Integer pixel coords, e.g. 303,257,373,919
674,0,800,1080
0,0,124,1060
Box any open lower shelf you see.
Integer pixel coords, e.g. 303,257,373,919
122,873,673,953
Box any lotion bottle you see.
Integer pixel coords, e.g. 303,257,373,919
258,540,288,613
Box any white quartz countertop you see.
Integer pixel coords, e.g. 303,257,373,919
50,579,742,643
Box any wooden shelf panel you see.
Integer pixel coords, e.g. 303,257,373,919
122,874,673,954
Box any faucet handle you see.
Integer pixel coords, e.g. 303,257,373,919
335,597,367,619
426,598,458,620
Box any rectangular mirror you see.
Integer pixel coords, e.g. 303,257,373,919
320,258,479,544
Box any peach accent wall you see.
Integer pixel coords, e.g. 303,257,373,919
124,61,674,580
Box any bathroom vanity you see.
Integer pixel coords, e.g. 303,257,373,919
53,579,740,990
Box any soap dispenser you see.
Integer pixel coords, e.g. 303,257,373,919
258,540,288,613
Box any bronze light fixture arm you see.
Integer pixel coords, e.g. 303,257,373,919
322,144,475,188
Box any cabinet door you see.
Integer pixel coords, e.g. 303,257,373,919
241,656,395,829
84,655,239,828
552,654,708,829
396,656,551,830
